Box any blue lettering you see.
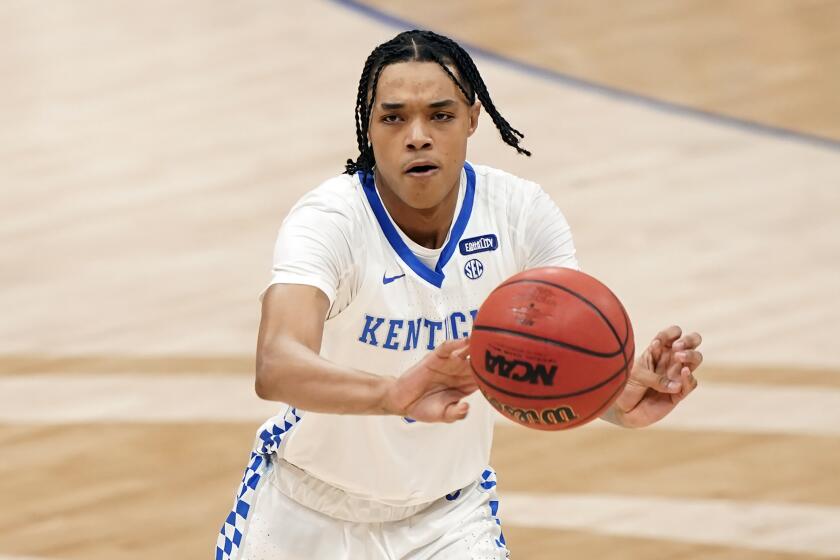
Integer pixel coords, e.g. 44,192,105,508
424,319,444,350
450,312,467,339
403,318,422,350
358,315,385,346
360,311,478,350
383,319,404,350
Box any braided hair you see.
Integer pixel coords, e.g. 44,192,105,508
345,30,530,175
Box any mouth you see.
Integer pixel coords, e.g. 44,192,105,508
404,163,440,177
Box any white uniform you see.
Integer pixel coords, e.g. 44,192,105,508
216,163,578,560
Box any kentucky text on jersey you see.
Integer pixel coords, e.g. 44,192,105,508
358,310,478,350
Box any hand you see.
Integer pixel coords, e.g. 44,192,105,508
382,338,479,423
603,325,703,428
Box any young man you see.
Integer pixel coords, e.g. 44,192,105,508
216,30,702,560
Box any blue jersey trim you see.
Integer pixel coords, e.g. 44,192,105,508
437,162,475,275
359,163,476,288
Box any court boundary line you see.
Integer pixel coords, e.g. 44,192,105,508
330,0,840,152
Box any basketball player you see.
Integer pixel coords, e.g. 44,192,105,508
215,30,703,559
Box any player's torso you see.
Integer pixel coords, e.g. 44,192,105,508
278,163,525,504
324,166,517,375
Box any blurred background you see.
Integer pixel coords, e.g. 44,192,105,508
1,1,839,558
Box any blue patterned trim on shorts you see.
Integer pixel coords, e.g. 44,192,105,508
257,406,302,455
489,498,507,549
215,406,301,559
215,452,267,560
477,467,506,550
478,468,497,492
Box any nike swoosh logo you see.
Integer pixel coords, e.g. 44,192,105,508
382,273,406,284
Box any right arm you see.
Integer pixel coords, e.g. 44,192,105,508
255,283,477,422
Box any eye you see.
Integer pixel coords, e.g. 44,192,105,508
381,114,401,123
432,112,454,121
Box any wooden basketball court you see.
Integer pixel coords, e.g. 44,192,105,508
2,1,839,558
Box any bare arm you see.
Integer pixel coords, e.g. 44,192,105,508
255,283,477,422
255,283,388,413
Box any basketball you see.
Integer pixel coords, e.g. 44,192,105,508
469,267,634,430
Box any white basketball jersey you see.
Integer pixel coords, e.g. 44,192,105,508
258,162,578,506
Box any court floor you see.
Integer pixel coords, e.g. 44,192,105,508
1,1,839,558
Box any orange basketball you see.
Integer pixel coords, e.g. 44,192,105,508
469,267,634,430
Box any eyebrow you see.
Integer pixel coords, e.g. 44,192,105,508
379,99,457,110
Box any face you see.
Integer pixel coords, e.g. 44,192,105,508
367,61,480,211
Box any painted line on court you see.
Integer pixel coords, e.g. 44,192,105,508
330,0,840,152
501,492,840,557
2,376,840,436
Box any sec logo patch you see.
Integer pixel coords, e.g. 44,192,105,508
464,258,484,280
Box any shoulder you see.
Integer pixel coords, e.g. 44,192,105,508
288,173,364,217
281,173,369,234
469,162,547,208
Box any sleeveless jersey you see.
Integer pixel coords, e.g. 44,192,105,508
257,162,578,506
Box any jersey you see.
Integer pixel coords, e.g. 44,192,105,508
257,162,578,507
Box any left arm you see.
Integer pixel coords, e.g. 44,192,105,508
601,325,703,428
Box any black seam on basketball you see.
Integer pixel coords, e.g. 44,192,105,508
471,325,624,358
619,302,632,366
473,324,624,358
619,301,630,347
498,278,625,350
492,278,625,352
623,344,633,383
471,356,630,400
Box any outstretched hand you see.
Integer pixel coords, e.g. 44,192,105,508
383,338,479,423
603,325,703,428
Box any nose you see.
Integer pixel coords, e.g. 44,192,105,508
405,118,432,151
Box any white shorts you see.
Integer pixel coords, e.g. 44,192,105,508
215,453,511,560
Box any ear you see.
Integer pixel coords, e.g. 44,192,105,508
467,101,481,137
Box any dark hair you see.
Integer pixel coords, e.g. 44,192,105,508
345,30,530,175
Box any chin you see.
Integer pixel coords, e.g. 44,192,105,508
402,193,442,211
402,181,450,210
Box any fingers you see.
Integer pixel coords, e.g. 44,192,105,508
451,342,471,361
443,400,470,422
675,366,699,400
673,331,702,352
435,337,470,359
652,325,682,350
674,348,703,372
685,367,699,393
647,339,663,365
650,326,703,375
630,364,682,394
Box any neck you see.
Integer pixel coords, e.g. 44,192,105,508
375,171,460,249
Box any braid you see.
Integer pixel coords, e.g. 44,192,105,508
345,30,530,175
346,45,387,175
425,32,530,156
426,52,475,106
345,45,404,175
